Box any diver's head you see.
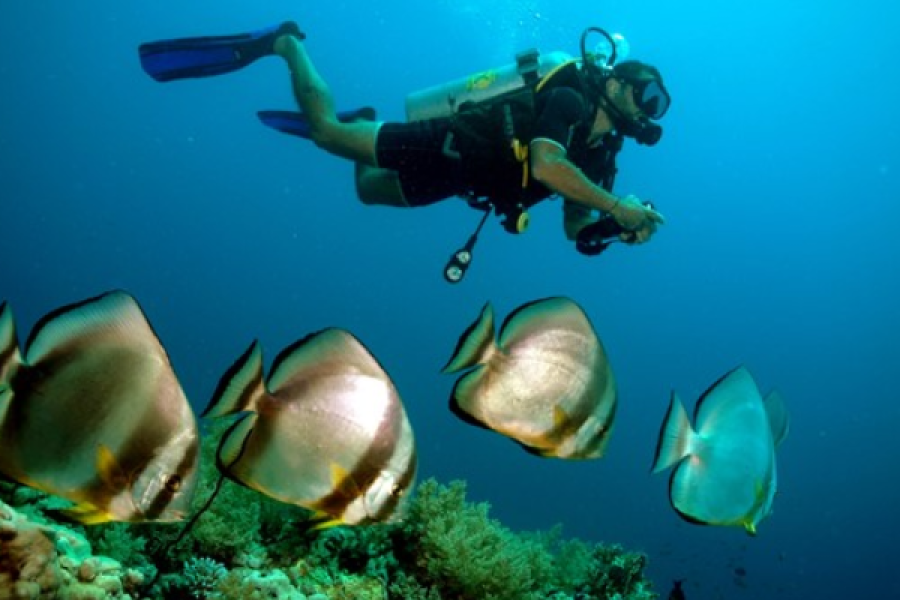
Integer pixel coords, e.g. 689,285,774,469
600,60,670,145
611,61,670,120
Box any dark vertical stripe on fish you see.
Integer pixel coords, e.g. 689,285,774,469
371,444,418,522
142,437,199,521
76,382,187,515
580,397,617,458
313,393,404,520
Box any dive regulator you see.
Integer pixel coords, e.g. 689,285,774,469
579,27,663,147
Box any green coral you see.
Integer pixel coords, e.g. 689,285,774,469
198,422,314,561
395,479,553,599
0,424,658,600
212,568,306,599
90,523,156,581
387,479,656,599
182,557,228,598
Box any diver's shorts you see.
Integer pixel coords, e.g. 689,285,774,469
375,119,467,207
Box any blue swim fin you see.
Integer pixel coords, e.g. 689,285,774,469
139,22,303,83
257,108,377,139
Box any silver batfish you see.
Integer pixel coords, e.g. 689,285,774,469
651,366,789,535
204,328,417,527
442,297,616,459
0,291,199,524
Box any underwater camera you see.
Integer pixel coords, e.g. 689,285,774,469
575,201,655,256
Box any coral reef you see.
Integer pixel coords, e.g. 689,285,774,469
0,421,658,599
0,498,144,599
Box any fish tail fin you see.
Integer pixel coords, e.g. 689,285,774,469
651,392,695,474
202,341,267,419
0,302,23,387
442,302,496,374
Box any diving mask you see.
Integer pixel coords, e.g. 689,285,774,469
612,75,669,145
624,77,670,120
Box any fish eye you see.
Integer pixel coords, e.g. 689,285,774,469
164,475,182,493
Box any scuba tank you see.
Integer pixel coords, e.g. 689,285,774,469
406,29,629,122
405,50,573,122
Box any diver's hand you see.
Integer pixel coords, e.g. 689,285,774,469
610,195,665,244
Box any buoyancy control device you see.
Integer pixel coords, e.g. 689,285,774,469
412,27,634,283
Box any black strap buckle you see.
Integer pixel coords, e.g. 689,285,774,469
515,48,541,86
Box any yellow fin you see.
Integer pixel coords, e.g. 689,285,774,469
331,462,349,486
96,444,128,489
60,502,114,525
742,480,768,536
553,406,570,429
330,463,362,497
310,511,346,530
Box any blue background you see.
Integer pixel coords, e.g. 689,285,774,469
2,1,898,598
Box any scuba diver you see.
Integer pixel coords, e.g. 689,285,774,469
139,21,670,282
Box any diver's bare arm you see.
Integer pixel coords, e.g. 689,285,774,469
530,140,620,214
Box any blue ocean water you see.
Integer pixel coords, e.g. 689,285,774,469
2,1,898,598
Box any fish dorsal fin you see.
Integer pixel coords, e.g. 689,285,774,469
442,303,496,374
216,413,258,474
693,366,762,434
267,328,384,394
498,297,590,350
651,392,694,474
24,291,164,368
763,390,790,447
203,341,267,419
0,301,23,386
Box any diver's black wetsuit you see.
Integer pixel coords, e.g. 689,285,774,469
374,86,613,207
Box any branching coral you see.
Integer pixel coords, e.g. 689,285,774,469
183,556,228,598
394,479,553,599
390,479,656,600
0,430,658,600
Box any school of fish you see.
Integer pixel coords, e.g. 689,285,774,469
0,290,788,535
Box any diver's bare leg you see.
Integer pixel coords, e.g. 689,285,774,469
274,34,378,165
